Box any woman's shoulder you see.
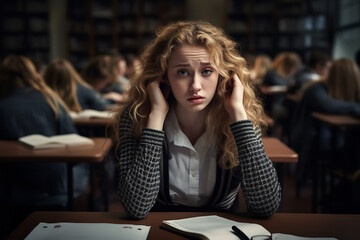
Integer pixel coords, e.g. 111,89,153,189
76,83,94,93
303,80,327,95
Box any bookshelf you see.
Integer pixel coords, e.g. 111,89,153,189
0,0,50,64
66,0,186,70
226,0,334,60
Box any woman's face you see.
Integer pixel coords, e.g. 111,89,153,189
167,45,219,114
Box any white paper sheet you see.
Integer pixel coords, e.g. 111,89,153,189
25,222,150,240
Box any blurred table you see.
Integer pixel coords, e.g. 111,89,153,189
262,137,298,163
0,138,113,210
312,112,360,126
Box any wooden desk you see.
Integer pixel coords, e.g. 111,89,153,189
73,117,114,127
262,137,298,188
9,211,359,240
312,112,360,126
262,137,298,163
311,112,360,213
0,138,113,210
260,85,287,95
286,93,302,103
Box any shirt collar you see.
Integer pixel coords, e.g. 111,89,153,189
164,107,216,151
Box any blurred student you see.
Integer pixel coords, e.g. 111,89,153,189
263,52,301,87
113,54,130,91
82,55,124,104
288,51,331,95
291,58,360,186
124,53,140,79
0,55,88,208
44,58,109,112
261,52,301,139
250,54,272,85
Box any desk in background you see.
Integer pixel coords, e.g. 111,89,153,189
262,137,298,187
260,85,287,95
262,137,298,163
9,211,359,240
312,112,360,126
0,138,113,210
73,117,114,127
311,112,360,213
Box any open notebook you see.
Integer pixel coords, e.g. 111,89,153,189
161,215,338,240
19,134,94,150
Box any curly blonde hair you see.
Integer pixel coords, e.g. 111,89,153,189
113,21,266,169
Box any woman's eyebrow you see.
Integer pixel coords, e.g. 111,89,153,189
172,63,190,68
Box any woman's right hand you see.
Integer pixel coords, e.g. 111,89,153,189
146,79,170,130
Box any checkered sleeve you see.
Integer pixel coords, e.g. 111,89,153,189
117,110,164,219
230,120,281,217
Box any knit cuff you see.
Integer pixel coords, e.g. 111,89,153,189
229,120,257,145
141,128,165,147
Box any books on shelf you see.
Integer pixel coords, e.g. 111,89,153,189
19,134,94,150
69,109,115,120
25,222,150,240
161,215,337,240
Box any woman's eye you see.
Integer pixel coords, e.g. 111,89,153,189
202,69,212,76
177,70,188,76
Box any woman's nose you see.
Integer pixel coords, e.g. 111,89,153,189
190,73,201,93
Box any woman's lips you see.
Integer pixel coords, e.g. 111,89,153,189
187,96,204,103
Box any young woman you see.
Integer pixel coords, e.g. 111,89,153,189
113,21,281,219
44,58,109,112
0,55,88,207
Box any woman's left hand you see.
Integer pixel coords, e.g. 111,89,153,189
224,74,248,122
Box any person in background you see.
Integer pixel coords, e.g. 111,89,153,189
291,58,360,189
44,58,109,112
112,54,131,94
124,53,141,79
288,51,331,95
82,55,124,104
263,52,301,87
250,54,272,86
262,52,301,117
261,52,301,138
112,21,281,220
0,55,89,209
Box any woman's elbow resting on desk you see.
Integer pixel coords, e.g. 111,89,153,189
246,185,282,218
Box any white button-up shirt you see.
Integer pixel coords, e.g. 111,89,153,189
164,108,217,207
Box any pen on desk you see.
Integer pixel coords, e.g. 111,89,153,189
232,225,250,240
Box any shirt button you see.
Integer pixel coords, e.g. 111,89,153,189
192,172,197,177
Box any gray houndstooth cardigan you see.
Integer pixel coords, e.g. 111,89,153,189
117,108,281,219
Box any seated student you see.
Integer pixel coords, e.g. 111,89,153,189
112,54,131,93
288,51,331,95
0,55,89,208
124,53,141,79
291,58,360,187
44,58,109,112
82,55,125,104
262,52,301,118
250,54,272,86
112,21,281,219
